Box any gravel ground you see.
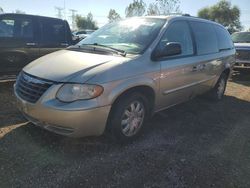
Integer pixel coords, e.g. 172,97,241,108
0,69,250,188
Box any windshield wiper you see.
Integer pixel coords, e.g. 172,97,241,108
81,43,127,57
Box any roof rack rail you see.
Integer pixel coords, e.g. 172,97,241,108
161,13,191,17
164,13,182,16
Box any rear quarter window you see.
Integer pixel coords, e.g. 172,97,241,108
214,25,234,50
190,21,219,55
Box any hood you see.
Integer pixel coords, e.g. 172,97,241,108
23,50,127,83
234,43,250,49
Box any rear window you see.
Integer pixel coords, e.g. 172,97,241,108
214,25,234,50
18,19,34,38
190,21,218,55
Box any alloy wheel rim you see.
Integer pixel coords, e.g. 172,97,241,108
121,100,145,137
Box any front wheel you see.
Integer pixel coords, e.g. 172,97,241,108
108,93,149,143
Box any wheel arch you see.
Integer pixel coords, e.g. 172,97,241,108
222,68,231,79
105,84,156,133
111,85,156,113
1,50,29,61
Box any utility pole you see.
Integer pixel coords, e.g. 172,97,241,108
69,9,77,30
55,6,63,19
63,0,66,20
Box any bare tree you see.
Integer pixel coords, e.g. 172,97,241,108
147,3,159,16
147,0,181,15
108,9,121,23
125,0,146,17
156,0,180,15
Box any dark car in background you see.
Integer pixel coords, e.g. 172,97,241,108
72,29,95,40
0,13,75,78
232,32,250,68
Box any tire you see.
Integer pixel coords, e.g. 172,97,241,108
108,93,150,143
206,73,228,101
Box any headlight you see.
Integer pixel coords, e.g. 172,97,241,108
56,84,104,102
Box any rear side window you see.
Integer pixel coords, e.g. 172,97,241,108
17,19,34,39
214,25,234,50
41,18,66,43
0,17,33,39
190,21,218,55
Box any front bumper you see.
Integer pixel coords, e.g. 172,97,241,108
15,84,111,137
235,59,250,67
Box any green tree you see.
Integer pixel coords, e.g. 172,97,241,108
108,9,121,23
125,0,146,17
86,12,98,29
198,0,242,33
75,12,98,30
76,15,87,29
198,7,210,19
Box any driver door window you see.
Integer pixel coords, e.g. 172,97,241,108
0,17,33,39
157,21,194,57
0,19,15,37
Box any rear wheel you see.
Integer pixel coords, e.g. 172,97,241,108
206,73,228,101
108,93,149,143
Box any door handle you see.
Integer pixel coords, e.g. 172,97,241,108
26,43,37,46
60,43,69,47
192,64,206,72
192,66,199,72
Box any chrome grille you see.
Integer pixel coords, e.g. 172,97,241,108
15,72,54,103
236,50,250,60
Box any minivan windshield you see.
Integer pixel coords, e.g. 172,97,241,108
78,17,166,54
232,32,250,43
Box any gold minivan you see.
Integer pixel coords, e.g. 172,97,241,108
14,15,235,142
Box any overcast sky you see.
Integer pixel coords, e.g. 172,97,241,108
1,0,250,30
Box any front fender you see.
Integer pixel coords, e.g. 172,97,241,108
97,73,160,107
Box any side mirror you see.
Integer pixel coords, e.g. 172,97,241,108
153,42,182,59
